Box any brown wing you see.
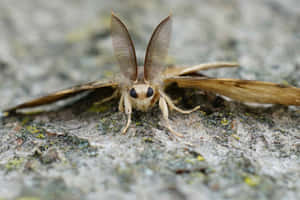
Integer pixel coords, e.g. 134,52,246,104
163,62,239,78
111,13,138,81
3,81,119,114
144,15,172,82
165,77,300,106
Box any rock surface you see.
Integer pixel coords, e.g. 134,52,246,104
0,0,300,199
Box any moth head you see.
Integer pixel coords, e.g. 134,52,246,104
128,84,158,111
129,84,155,99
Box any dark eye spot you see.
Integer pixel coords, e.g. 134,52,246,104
129,88,138,98
146,87,154,98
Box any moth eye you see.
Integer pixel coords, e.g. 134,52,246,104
129,88,138,98
146,87,154,98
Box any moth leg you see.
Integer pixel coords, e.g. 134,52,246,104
118,93,124,112
159,97,184,138
93,90,119,105
160,91,200,114
121,93,132,134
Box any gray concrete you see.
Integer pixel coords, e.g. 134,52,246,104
0,0,299,199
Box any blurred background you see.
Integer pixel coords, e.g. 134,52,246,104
0,0,300,200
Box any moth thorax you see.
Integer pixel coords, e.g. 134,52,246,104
128,84,158,111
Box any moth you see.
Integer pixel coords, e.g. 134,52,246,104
2,13,300,137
